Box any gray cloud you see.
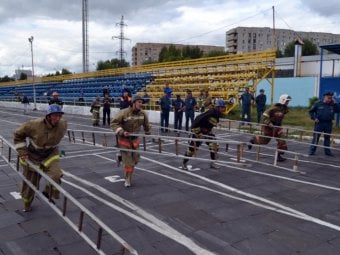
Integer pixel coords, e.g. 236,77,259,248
303,0,340,17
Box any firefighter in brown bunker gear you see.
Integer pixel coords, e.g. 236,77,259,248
111,95,151,187
14,104,67,212
248,94,292,162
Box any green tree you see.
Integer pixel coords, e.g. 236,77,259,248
142,59,158,65
96,58,129,70
61,68,72,75
276,48,284,58
182,46,203,59
302,39,319,56
284,38,318,57
203,50,227,57
19,73,27,80
0,75,14,82
159,45,182,62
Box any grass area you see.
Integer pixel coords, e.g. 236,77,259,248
226,105,340,134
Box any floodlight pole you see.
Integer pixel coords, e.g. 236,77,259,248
28,36,37,110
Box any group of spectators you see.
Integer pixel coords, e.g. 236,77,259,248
158,84,268,133
159,84,215,133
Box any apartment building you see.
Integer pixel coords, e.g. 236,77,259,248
226,27,340,54
131,42,225,66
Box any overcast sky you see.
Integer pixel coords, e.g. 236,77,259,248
0,0,339,77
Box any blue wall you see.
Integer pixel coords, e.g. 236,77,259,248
256,77,316,107
320,77,340,102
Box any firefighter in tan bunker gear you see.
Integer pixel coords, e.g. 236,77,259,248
111,95,151,187
248,94,292,162
14,104,67,212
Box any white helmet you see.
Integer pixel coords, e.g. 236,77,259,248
278,94,292,104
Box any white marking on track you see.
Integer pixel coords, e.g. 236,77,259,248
10,191,21,199
63,172,216,255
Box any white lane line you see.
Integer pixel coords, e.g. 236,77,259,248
71,149,340,193
63,175,216,255
139,156,340,232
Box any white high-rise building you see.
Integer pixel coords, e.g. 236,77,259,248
226,27,340,54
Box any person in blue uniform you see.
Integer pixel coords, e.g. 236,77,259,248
238,87,255,124
172,94,185,131
184,90,197,131
159,91,172,132
255,89,267,123
309,91,340,156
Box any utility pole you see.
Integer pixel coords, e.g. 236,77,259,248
28,36,37,110
272,6,276,50
82,0,89,72
113,15,130,67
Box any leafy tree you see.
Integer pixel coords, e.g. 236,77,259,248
284,38,318,57
159,45,182,62
182,46,203,59
142,59,158,65
19,73,27,80
159,45,206,62
0,75,14,82
61,68,72,75
203,50,227,57
302,39,319,56
276,48,284,58
96,58,129,70
309,96,319,108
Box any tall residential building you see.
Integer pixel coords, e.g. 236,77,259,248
226,27,340,54
131,42,225,66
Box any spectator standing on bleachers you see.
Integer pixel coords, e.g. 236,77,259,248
172,94,185,131
49,91,64,109
46,89,52,102
102,94,112,126
22,93,30,114
184,89,197,131
255,89,267,123
78,88,84,103
238,87,254,124
103,85,110,97
90,96,101,126
203,89,213,112
121,84,131,97
120,89,132,109
142,91,150,104
164,83,173,98
197,89,206,113
159,91,172,132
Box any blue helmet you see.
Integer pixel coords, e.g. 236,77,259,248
215,99,226,107
46,104,64,116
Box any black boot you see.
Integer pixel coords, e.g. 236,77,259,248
277,153,286,162
248,139,254,150
42,191,55,204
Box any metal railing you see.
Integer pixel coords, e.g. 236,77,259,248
0,135,138,255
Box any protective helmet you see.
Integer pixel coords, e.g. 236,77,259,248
132,95,144,103
46,104,64,116
259,89,264,93
215,99,226,107
278,94,292,104
52,91,59,96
